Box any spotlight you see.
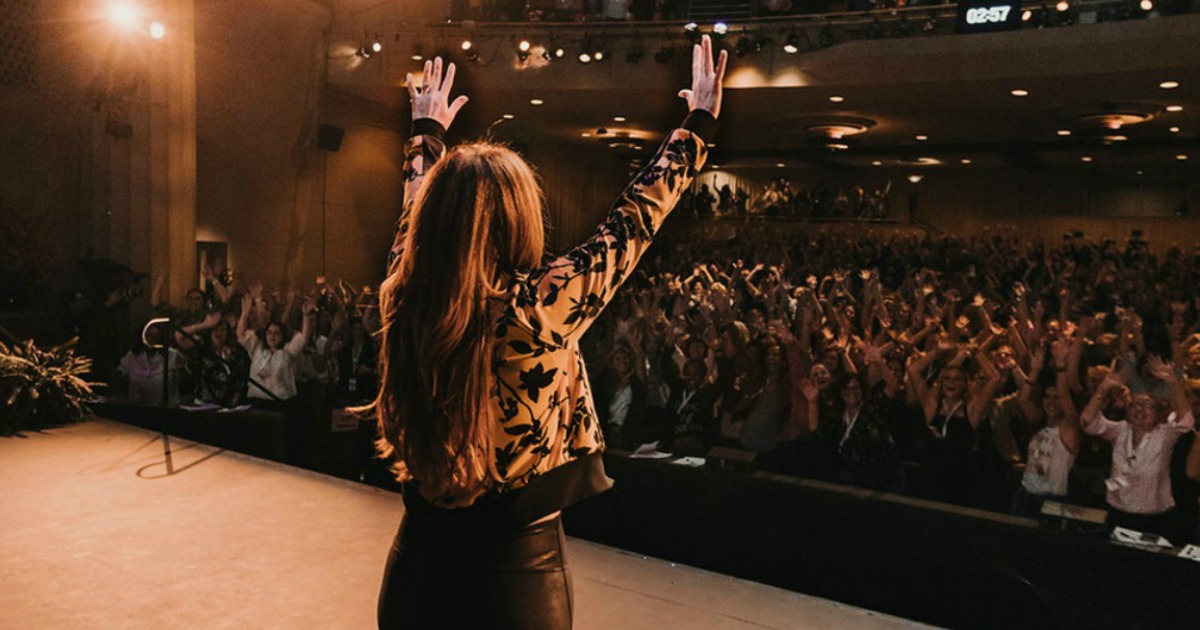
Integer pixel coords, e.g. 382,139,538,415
593,48,606,62
108,2,139,29
518,39,531,52
818,24,836,48
783,30,800,54
1160,80,1179,89
461,39,473,51
1056,1,1069,11
149,21,166,40
907,174,924,184
1140,0,1153,10
734,34,753,57
1167,105,1184,112
1022,9,1033,20
654,43,675,63
713,22,729,37
683,22,700,42
578,51,592,64
371,40,383,54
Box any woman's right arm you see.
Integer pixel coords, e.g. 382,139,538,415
389,58,468,270
525,37,727,342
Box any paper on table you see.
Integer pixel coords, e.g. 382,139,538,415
180,402,221,412
1111,526,1173,549
671,457,706,467
629,441,673,459
1179,545,1200,562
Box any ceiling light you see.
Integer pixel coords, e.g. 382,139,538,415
961,159,972,165
1159,80,1179,90
783,30,800,54
1022,9,1033,20
1011,89,1029,97
530,98,544,105
872,160,883,166
518,39,531,52
1057,129,1071,136
613,116,627,122
907,174,924,183
410,43,423,61
1169,126,1180,133
707,143,716,148
1137,170,1145,175
683,22,700,42
775,162,786,168
829,95,845,103
578,52,592,64
149,21,166,39
502,114,515,120
1056,1,1069,11
1141,0,1154,10
593,50,606,62
1178,154,1189,161
713,22,729,36
461,39,473,51
915,135,928,141
1081,156,1093,162
581,132,591,138
1166,105,1183,112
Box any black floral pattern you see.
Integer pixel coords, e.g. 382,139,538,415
392,127,707,506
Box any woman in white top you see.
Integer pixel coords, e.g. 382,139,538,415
237,288,316,402
1081,356,1195,543
1012,342,1082,518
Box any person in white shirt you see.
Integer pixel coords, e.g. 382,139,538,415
237,289,316,403
1081,356,1195,543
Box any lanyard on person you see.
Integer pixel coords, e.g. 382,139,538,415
839,407,861,452
677,389,697,414
935,400,964,438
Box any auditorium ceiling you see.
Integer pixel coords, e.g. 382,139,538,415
329,14,1200,172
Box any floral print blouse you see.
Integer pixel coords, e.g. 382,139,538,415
390,113,716,507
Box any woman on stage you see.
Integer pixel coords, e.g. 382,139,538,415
370,37,726,628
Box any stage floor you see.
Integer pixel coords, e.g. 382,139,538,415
1,419,932,629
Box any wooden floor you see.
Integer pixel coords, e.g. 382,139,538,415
0,419,934,629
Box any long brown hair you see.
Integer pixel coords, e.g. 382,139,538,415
367,142,545,499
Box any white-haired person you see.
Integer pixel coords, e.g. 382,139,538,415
1081,356,1195,543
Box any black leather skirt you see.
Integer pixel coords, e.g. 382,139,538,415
377,511,572,629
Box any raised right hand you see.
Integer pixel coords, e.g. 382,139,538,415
678,35,728,118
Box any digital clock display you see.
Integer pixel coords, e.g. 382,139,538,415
956,1,1023,33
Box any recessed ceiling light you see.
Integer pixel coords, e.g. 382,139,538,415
907,174,924,184
1057,129,1072,136
1011,89,1029,97
1160,80,1180,90
915,135,928,141
1105,135,1128,142
1056,0,1070,11
1169,126,1181,133
775,163,786,168
961,159,972,165
1022,9,1033,21
613,116,627,122
580,132,591,137
711,164,720,169
502,114,515,119
1166,105,1183,112
829,95,845,103
1141,0,1154,9
530,98,544,105
1081,156,1093,162
707,143,716,148
1178,154,1190,161
872,160,883,166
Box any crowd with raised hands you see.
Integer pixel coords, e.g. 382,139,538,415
111,269,381,410
582,223,1200,543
